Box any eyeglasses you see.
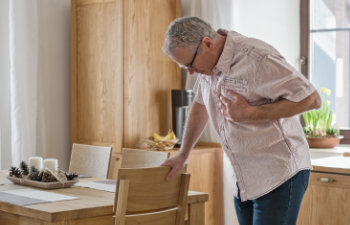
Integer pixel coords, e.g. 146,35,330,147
186,42,201,69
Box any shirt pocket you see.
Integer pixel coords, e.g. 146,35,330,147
220,75,249,99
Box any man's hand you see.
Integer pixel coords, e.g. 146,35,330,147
219,90,254,122
161,153,187,181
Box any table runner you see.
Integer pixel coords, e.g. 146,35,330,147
0,188,78,206
75,180,116,192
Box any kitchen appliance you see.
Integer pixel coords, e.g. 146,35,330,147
171,89,194,146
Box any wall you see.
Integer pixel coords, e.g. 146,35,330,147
236,0,301,68
222,1,301,225
36,0,71,170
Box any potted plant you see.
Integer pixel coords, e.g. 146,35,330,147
302,87,343,148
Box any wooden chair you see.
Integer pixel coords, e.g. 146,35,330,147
114,166,190,225
68,143,112,178
120,148,170,168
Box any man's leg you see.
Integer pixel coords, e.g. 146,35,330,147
234,187,253,225
252,170,310,225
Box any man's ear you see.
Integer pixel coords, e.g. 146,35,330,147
202,37,213,49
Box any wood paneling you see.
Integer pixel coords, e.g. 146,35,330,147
71,0,123,153
71,0,181,161
123,0,181,147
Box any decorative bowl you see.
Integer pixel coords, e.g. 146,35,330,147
7,176,79,189
306,135,344,149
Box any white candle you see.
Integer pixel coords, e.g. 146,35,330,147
28,156,43,171
43,158,58,172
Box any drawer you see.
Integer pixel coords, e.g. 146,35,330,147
310,172,350,189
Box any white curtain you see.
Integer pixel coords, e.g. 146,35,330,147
9,0,40,168
181,1,239,225
0,0,11,170
0,0,71,170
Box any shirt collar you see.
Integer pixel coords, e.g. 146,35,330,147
212,29,237,75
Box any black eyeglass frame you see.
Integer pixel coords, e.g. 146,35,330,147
187,42,201,69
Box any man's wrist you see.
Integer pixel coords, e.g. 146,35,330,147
247,105,260,121
178,148,191,159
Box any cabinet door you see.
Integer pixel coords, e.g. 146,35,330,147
123,0,181,147
298,172,350,225
71,0,123,153
170,147,223,225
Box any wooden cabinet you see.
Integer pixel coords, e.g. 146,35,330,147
170,146,223,225
297,171,350,225
71,0,181,177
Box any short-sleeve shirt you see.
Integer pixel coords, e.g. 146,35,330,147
193,30,315,201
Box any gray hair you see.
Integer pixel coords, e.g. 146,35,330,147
163,16,216,56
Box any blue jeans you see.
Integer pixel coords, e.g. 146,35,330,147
234,170,310,225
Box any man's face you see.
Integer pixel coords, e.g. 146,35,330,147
169,44,215,76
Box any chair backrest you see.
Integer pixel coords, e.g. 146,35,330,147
120,148,169,168
114,166,190,225
69,143,112,178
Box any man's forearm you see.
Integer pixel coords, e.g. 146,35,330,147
250,91,321,121
179,102,209,158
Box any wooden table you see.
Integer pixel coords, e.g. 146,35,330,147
0,171,208,225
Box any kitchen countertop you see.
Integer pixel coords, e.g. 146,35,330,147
310,144,350,174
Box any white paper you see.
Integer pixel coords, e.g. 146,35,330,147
75,181,116,193
2,188,78,202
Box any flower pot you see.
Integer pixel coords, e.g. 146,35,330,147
306,136,344,148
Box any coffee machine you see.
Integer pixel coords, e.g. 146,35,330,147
171,89,194,146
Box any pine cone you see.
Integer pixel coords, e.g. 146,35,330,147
42,171,52,182
9,166,23,178
30,166,39,174
29,171,39,181
37,171,43,181
41,170,57,182
20,161,29,176
9,166,17,177
65,172,79,180
28,166,40,181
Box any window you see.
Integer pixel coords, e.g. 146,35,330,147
301,0,350,142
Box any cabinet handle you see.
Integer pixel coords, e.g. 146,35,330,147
318,177,335,183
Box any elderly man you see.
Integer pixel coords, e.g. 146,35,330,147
161,16,321,225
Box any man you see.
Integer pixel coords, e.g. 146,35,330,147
161,16,321,225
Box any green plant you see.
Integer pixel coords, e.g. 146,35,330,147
302,87,340,137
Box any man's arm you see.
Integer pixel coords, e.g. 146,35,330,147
220,90,321,122
162,102,209,180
